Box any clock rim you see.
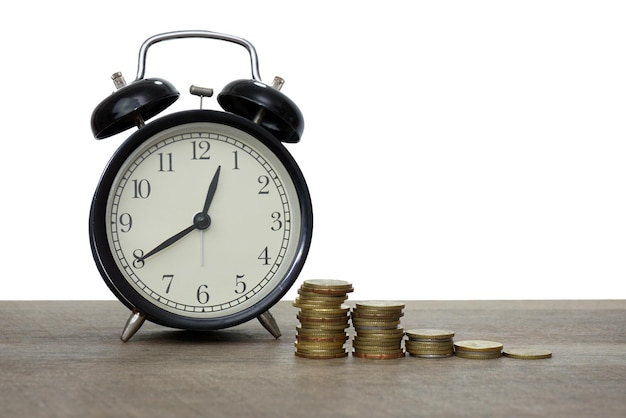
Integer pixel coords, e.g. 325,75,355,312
89,109,313,331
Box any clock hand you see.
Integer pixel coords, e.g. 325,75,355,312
137,224,197,262
138,165,222,263
203,165,221,214
198,165,220,266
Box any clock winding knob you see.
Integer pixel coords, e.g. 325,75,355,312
190,85,214,109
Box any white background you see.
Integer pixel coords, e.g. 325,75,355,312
2,1,625,301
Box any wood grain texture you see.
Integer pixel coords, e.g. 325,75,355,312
1,300,625,417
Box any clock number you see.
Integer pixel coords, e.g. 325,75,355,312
232,151,240,170
158,153,174,172
162,274,174,293
258,175,270,194
191,140,211,160
132,249,145,269
197,284,210,304
132,179,151,199
258,247,271,265
119,213,133,232
235,274,247,294
271,211,282,231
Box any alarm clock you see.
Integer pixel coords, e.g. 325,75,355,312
89,30,313,342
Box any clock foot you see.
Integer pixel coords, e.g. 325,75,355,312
257,310,281,338
120,309,147,342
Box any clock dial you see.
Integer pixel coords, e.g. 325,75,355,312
90,110,312,330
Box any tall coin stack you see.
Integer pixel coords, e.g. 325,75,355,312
351,301,406,359
405,329,455,358
293,279,354,359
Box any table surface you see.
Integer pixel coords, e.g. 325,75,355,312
1,300,625,417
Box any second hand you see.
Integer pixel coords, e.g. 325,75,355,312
200,230,204,267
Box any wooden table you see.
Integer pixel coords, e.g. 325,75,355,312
1,300,625,417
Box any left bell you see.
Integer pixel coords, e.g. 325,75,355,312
91,76,179,139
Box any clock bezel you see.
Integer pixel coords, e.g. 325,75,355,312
89,109,313,331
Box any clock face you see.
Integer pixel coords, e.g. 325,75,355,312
90,110,312,330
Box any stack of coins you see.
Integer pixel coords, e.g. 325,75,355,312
351,301,406,359
405,329,455,358
454,340,503,359
293,279,353,359
502,347,552,360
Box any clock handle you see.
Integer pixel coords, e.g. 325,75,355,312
257,310,281,339
134,30,262,82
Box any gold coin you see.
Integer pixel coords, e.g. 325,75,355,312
454,351,502,360
302,279,354,290
295,351,349,359
297,335,348,343
295,344,346,352
353,325,402,332
296,335,348,342
297,326,348,334
302,279,353,288
299,287,353,296
454,340,503,353
352,318,401,327
298,305,351,317
352,311,402,320
352,340,403,349
354,335,405,343
293,295,347,308
295,344,347,352
352,310,404,319
353,306,403,313
356,328,405,338
298,320,350,328
352,351,406,360
502,347,552,360
297,288,349,296
300,305,350,317
295,341,346,350
354,301,405,311
297,314,349,323
293,301,347,310
405,341,454,350
405,329,455,340
297,314,350,322
298,323,350,331
297,289,349,299
295,326,347,335
405,345,455,353
408,352,454,358
353,344,403,352
405,338,453,346
409,353,454,358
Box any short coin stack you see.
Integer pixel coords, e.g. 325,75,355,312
293,279,353,359
454,340,503,359
351,301,406,359
405,329,455,358
502,347,552,360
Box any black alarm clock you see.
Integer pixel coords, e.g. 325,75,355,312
89,30,313,342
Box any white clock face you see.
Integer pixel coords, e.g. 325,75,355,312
105,121,302,318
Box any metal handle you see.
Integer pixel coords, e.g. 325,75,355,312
134,30,262,82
